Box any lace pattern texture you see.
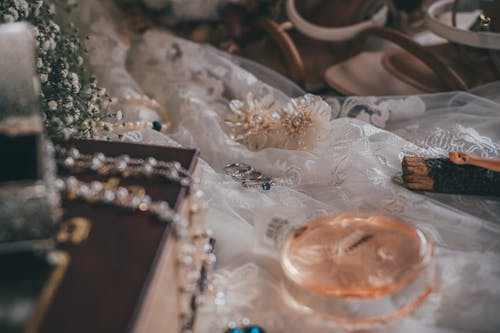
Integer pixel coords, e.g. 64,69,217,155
66,1,500,331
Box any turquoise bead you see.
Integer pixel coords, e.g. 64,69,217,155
152,121,162,131
244,326,266,333
262,182,271,190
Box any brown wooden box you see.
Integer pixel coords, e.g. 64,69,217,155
34,139,202,333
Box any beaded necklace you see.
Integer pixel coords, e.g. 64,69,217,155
55,146,192,186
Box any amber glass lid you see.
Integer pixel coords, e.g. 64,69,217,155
281,211,435,325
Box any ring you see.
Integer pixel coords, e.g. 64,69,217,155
242,176,272,188
232,170,263,182
225,162,274,190
224,163,253,176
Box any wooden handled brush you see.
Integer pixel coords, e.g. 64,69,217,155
402,152,500,196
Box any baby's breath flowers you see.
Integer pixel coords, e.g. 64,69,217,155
0,0,112,138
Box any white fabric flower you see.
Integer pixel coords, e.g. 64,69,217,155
225,93,331,151
225,93,282,150
274,94,331,150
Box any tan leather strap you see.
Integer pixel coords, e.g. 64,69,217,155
253,17,306,86
353,26,468,90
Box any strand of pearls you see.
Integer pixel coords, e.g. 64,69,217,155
96,94,170,135
55,146,192,186
100,119,169,133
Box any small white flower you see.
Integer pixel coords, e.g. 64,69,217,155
17,0,29,17
3,14,15,23
64,101,74,109
48,100,58,110
116,110,123,120
50,117,63,128
43,40,52,51
62,128,72,139
52,22,60,33
99,122,112,131
7,8,19,21
88,104,99,114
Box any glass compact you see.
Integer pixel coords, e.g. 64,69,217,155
281,211,435,329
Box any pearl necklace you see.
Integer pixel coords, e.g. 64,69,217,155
55,146,192,186
57,176,186,232
99,120,169,133
96,95,170,134
108,94,170,133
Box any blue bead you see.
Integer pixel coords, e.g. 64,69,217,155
262,182,271,191
244,326,266,333
225,328,244,333
152,121,162,131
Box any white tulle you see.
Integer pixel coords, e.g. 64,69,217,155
67,1,500,332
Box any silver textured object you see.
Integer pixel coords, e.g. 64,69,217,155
0,22,40,120
0,22,60,252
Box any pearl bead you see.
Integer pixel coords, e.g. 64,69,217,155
115,187,129,201
116,160,127,171
143,164,153,175
64,157,75,167
103,190,115,202
90,181,103,192
69,148,80,159
91,157,102,170
146,157,158,166
119,155,130,163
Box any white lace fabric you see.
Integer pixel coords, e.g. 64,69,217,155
68,1,500,332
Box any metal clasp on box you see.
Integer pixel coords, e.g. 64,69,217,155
57,217,91,244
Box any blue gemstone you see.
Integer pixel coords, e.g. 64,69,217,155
244,326,266,333
262,182,271,191
152,121,162,131
225,328,244,333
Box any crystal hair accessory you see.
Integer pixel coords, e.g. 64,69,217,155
225,93,331,151
280,211,436,329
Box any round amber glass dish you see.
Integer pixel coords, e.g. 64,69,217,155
281,211,435,328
